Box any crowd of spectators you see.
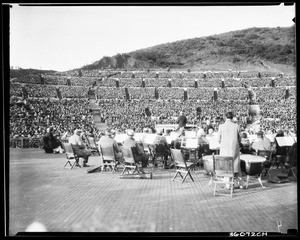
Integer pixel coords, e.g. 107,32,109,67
59,86,90,98
12,80,295,100
25,84,58,98
94,98,296,135
127,87,155,99
95,87,125,99
93,85,294,102
10,83,23,97
9,97,98,146
9,69,296,149
157,88,185,100
12,70,295,88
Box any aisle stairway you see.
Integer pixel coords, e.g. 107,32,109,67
89,98,107,133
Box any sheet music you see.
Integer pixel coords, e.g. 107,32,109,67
114,134,128,143
170,132,178,139
276,137,295,147
185,131,197,138
142,134,157,145
185,138,198,148
134,133,145,142
165,136,173,145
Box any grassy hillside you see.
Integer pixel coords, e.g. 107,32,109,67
82,25,295,73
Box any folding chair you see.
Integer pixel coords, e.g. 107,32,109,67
88,136,100,156
187,148,199,173
212,154,235,198
290,167,297,179
148,144,155,165
135,142,150,167
63,143,80,169
121,147,141,175
131,146,145,168
152,144,170,170
99,145,118,173
170,148,194,183
183,138,199,173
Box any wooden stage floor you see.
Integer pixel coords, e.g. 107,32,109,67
7,148,298,237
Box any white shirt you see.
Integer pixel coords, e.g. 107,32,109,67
68,134,84,146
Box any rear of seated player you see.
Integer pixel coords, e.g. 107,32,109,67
68,129,92,167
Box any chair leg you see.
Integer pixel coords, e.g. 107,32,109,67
121,167,126,174
182,172,188,183
172,171,179,181
189,172,194,182
208,174,213,186
230,181,234,198
70,161,76,169
112,165,117,173
132,166,138,174
178,171,184,179
181,170,194,183
63,161,70,169
213,182,217,196
291,167,297,178
76,158,81,167
187,170,194,182
257,174,265,188
245,175,250,188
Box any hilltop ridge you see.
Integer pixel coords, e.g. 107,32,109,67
81,25,295,74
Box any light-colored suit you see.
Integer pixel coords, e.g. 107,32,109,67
218,119,241,173
68,134,92,159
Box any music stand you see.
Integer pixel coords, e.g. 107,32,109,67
114,134,128,144
275,137,295,147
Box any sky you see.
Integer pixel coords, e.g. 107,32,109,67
9,3,295,72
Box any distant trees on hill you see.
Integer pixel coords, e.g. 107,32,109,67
10,68,56,79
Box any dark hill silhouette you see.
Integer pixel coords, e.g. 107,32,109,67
81,25,295,74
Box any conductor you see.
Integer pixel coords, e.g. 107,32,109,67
242,83,257,105
176,111,187,131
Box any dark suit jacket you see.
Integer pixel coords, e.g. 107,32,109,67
177,115,187,128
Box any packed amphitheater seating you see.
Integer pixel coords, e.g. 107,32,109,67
9,69,296,148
